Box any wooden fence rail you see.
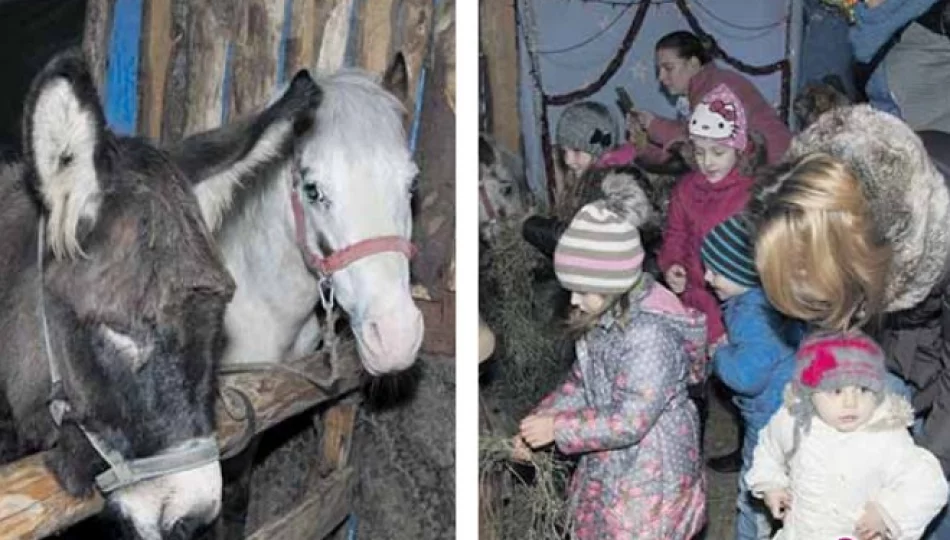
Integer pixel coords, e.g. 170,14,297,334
0,344,362,540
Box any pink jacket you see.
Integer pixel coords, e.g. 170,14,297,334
657,167,754,342
641,63,792,166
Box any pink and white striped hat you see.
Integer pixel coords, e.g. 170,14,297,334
689,83,748,151
554,201,644,294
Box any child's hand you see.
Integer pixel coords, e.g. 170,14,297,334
764,488,791,520
665,264,687,294
511,436,533,462
854,502,888,540
519,414,555,449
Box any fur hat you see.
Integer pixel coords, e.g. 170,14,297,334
689,83,748,151
556,101,618,158
554,200,643,294
700,215,758,288
794,331,886,396
779,105,950,312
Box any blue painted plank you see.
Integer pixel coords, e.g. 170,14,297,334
104,0,144,135
344,0,362,67
277,0,294,84
221,41,234,125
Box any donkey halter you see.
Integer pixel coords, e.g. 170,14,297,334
36,217,219,493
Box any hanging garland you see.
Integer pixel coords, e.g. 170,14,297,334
673,0,792,121
544,1,651,105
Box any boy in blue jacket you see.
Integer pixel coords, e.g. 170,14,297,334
700,215,805,540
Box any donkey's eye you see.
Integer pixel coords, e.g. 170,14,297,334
303,183,328,205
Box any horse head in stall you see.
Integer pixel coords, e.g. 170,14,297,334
169,56,423,376
478,133,534,243
0,50,318,539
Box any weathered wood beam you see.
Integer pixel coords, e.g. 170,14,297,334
479,0,521,155
395,0,433,111
0,347,363,540
229,0,284,120
286,0,319,77
316,0,353,72
181,0,234,136
357,0,396,75
139,0,173,140
246,467,354,540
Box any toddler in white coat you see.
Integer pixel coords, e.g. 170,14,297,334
745,330,948,540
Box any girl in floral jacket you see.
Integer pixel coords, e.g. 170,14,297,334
514,198,708,539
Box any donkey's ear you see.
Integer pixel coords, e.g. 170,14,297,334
22,49,107,259
382,52,410,105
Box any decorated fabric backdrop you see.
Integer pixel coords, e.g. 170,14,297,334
517,0,792,200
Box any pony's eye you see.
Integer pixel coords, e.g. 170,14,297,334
303,183,328,205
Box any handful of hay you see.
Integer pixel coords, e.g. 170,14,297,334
479,435,574,540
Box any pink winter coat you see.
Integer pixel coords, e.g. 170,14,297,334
641,63,792,166
657,167,754,343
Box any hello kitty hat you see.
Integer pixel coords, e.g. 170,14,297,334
688,83,748,151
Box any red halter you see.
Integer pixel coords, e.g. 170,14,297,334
290,162,417,278
478,183,498,221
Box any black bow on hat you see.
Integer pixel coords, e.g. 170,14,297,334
589,128,612,148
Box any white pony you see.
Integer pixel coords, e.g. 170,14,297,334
172,60,423,376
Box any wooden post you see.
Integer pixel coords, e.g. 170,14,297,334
316,0,353,72
357,0,396,75
285,0,319,77
393,0,433,111
229,0,285,119
479,0,521,155
181,0,234,136
138,0,173,139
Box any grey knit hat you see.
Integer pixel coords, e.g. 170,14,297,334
555,101,618,157
794,330,886,396
785,330,888,454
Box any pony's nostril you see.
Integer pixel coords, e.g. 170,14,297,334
165,516,203,540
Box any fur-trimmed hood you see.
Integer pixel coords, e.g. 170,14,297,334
781,105,950,312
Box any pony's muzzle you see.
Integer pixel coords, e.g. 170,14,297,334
356,304,424,375
109,461,222,540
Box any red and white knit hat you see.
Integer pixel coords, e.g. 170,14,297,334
688,83,748,151
794,331,886,395
553,201,644,294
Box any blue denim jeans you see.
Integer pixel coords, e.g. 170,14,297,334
736,436,773,540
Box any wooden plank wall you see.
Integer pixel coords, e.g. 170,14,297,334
82,0,446,144
479,0,520,155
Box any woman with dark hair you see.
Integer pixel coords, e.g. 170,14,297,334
630,31,792,166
